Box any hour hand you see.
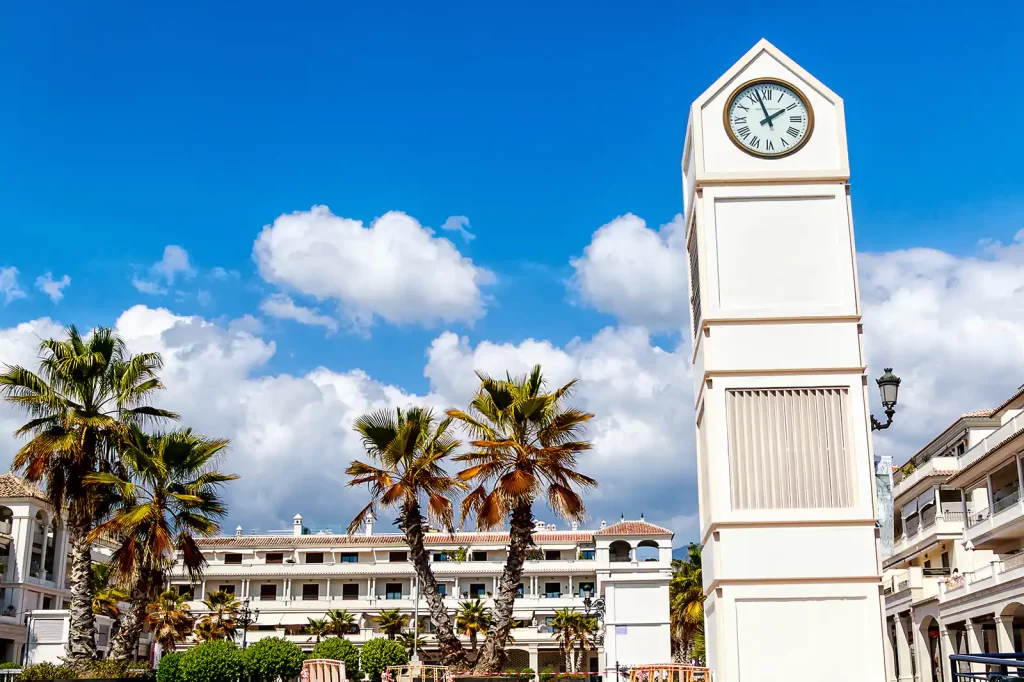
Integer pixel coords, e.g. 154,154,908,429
760,108,786,126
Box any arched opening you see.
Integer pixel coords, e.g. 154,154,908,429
43,517,58,581
30,511,47,579
999,602,1024,652
918,616,941,682
635,539,660,562
609,541,631,563
0,507,13,581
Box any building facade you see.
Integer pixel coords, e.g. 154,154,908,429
169,515,673,674
883,385,1024,682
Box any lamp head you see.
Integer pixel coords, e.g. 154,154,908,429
877,368,901,408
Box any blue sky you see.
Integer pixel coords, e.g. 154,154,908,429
2,2,1024,540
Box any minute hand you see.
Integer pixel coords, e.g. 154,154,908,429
754,91,773,129
760,108,787,126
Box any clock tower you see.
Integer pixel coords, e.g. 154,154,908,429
683,40,887,682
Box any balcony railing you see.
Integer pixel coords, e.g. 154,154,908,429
944,510,966,523
1002,553,1024,574
994,490,1021,514
968,508,990,528
960,413,1024,470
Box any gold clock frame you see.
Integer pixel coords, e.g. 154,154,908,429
723,77,815,159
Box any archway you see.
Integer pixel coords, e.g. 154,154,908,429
609,541,631,563
917,616,941,682
30,511,47,579
43,517,58,581
999,602,1024,652
635,539,660,562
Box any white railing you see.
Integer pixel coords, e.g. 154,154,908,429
994,490,1021,514
894,456,960,499
944,510,966,523
1001,553,1024,574
960,414,1024,469
968,508,990,528
968,564,995,584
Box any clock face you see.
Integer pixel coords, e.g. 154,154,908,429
725,79,813,158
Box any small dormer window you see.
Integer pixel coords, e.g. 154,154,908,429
306,552,324,564
224,553,242,565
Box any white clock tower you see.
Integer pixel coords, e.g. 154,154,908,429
683,40,887,682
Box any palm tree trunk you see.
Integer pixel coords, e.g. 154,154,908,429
472,500,532,672
66,510,98,663
402,502,467,667
107,573,152,661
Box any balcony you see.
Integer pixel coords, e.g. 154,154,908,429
958,413,1024,472
965,492,1024,548
894,456,960,502
884,567,949,613
887,508,969,565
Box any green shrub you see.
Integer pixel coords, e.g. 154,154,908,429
157,653,183,682
125,660,155,681
19,663,77,681
179,640,245,682
520,669,536,680
359,638,407,682
310,638,359,681
244,637,305,682
0,662,21,670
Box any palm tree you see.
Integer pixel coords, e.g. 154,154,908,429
327,608,357,637
87,426,235,660
551,609,579,672
146,590,194,652
449,365,595,671
346,407,467,665
192,619,221,643
670,543,704,664
0,326,177,662
306,617,330,644
92,586,127,620
374,609,407,639
397,632,429,659
199,590,242,642
455,599,491,655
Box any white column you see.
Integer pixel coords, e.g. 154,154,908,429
938,628,953,682
895,615,913,682
987,475,995,511
995,616,1014,654
914,623,934,682
529,649,539,680
884,618,898,682
961,490,970,524
967,619,985,674
367,578,372,600
934,486,944,521
568,575,573,597
326,579,331,602
1017,456,1024,499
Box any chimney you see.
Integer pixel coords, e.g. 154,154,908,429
640,513,645,520
600,520,607,530
534,519,546,532
547,523,556,531
235,525,243,537
571,521,579,531
293,514,303,537
365,511,375,537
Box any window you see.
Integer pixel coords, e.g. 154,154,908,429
433,553,448,562
389,551,408,562
42,596,52,609
175,585,194,600
385,583,402,600
260,584,277,601
225,553,242,565
516,583,524,598
545,550,561,561
438,584,447,597
924,559,931,569
545,582,561,598
727,388,853,510
266,553,283,564
471,551,487,562
219,585,236,595
688,228,702,336
470,583,486,597
941,551,950,569
579,550,595,560
306,552,324,564
342,584,359,600
302,584,319,601
578,582,595,598
340,553,358,563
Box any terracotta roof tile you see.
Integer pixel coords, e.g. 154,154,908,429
962,409,996,418
0,474,49,502
197,531,596,549
594,519,672,537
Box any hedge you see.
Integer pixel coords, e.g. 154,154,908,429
310,638,360,681
157,652,184,682
359,638,408,682
244,638,305,682
178,641,246,682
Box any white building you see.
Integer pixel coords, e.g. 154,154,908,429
169,515,673,674
884,384,1024,682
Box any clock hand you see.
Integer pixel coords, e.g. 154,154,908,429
760,108,787,126
754,90,773,129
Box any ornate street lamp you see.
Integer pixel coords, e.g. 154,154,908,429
238,598,260,649
582,591,606,644
871,367,902,432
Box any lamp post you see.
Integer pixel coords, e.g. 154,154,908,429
582,591,606,680
871,367,902,432
238,598,259,649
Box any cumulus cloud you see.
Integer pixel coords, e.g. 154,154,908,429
260,294,339,334
133,245,196,294
35,272,71,303
424,326,695,529
568,214,689,331
253,207,493,332
859,233,1024,462
440,215,475,242
0,268,27,304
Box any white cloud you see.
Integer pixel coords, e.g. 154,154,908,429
859,234,1024,462
441,215,475,242
260,294,339,334
424,326,695,529
253,207,493,331
210,267,240,280
0,268,27,305
35,273,71,303
568,214,689,331
133,245,196,295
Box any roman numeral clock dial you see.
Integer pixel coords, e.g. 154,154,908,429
725,78,813,158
